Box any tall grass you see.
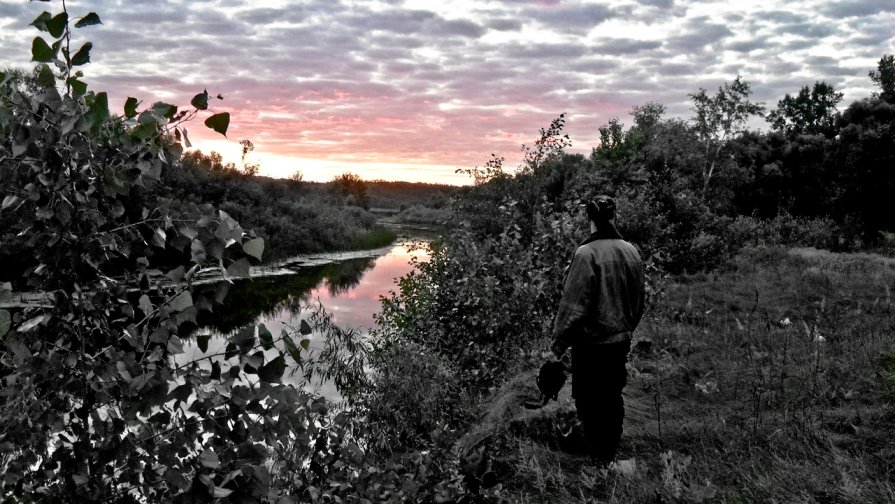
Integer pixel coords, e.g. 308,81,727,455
470,246,895,502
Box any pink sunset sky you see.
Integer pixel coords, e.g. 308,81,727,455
1,0,892,184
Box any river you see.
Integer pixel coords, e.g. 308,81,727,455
177,235,431,400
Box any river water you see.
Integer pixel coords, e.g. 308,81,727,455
178,237,430,399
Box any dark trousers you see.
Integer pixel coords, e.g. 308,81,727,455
571,340,630,462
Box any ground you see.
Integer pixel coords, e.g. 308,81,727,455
456,247,895,503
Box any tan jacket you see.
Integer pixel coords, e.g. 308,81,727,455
552,225,645,351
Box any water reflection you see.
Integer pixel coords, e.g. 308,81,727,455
197,242,427,335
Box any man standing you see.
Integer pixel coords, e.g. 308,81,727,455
551,195,646,464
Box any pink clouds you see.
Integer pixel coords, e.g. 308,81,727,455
0,0,891,183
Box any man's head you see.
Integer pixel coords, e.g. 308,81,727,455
585,195,616,225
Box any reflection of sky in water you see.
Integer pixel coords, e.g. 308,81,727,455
177,242,428,400
264,243,427,334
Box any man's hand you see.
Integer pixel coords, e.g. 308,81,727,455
551,340,567,360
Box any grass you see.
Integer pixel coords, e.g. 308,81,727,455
345,225,397,251
459,246,895,502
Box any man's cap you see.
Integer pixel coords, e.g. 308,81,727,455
585,195,616,222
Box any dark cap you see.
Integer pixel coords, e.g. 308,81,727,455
585,195,616,223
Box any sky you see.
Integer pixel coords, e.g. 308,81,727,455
1,0,893,184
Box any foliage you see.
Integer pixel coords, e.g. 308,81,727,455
329,172,370,210
689,75,765,196
869,54,895,103
0,4,378,502
768,81,843,138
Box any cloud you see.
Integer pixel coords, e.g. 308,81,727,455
820,0,895,18
0,0,890,183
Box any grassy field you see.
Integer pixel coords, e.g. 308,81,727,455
459,247,895,502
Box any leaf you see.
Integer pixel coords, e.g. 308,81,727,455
71,42,92,66
210,361,221,380
2,195,22,210
198,448,220,469
30,11,51,32
31,37,54,62
164,469,189,490
68,77,87,96
151,101,177,119
191,90,209,110
124,97,138,118
242,237,264,262
213,487,233,498
0,310,10,339
36,64,55,87
74,12,102,28
258,324,274,350
283,336,302,364
258,355,286,383
88,92,110,130
166,265,185,283
197,334,210,353
182,127,192,148
138,295,152,316
46,12,68,38
18,315,46,333
299,319,312,336
167,335,184,354
204,112,230,137
168,291,193,312
226,258,250,279
300,339,310,350
151,227,167,248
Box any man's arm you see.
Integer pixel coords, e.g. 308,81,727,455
551,249,594,357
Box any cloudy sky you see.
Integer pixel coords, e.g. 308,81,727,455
1,0,892,184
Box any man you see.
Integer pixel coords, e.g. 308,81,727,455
551,195,646,463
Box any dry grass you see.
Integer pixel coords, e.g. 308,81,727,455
460,246,895,503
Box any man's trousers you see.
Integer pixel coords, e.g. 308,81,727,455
571,339,631,463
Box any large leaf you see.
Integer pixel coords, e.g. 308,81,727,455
36,64,55,87
74,12,102,28
124,97,139,118
258,324,274,350
46,12,68,38
204,112,230,136
88,92,110,130
242,237,264,261
151,101,177,120
198,449,220,469
31,37,54,62
258,355,285,383
226,258,250,279
30,11,52,32
71,42,92,66
191,90,209,110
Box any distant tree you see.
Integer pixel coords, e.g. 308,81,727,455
290,168,304,183
240,138,260,176
869,54,895,103
768,81,843,138
689,75,765,196
597,117,625,152
331,172,369,209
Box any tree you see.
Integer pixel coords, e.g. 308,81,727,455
767,81,843,138
869,54,895,103
330,172,369,209
239,138,260,176
689,75,765,196
290,168,304,183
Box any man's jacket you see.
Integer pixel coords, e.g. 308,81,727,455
552,225,646,352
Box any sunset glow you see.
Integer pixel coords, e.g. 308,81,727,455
1,0,892,184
